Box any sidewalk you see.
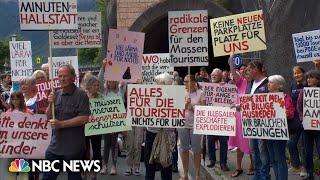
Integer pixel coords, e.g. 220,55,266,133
200,148,319,180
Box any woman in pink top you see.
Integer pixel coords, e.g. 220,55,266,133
228,55,254,177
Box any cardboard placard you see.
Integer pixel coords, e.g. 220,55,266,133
127,84,186,128
240,93,289,140
49,56,79,86
168,10,209,66
302,87,320,130
51,12,102,48
0,112,50,159
292,29,320,63
85,96,131,136
19,0,78,30
194,105,236,136
9,41,33,82
142,53,174,84
210,10,266,57
199,82,238,106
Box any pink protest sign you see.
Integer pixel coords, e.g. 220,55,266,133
199,82,238,106
105,29,145,82
0,112,51,159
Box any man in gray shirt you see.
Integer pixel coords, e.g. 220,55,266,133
43,64,90,180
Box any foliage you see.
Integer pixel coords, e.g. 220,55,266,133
0,35,24,72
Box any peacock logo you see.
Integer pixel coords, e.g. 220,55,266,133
9,159,31,172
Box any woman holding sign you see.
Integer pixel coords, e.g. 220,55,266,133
267,75,294,180
84,75,102,180
297,70,320,180
179,74,205,180
99,59,126,175
228,55,254,177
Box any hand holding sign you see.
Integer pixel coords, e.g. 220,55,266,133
49,119,63,129
48,92,55,103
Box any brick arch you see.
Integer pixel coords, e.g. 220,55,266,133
129,0,231,32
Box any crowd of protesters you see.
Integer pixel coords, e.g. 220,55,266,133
0,57,319,180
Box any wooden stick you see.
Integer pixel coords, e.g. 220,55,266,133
48,32,55,120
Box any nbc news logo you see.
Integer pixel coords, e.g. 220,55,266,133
9,159,31,172
8,159,101,173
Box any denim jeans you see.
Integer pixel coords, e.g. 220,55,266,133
251,139,271,180
207,135,228,165
287,127,304,168
303,130,320,176
268,140,288,180
42,150,84,180
145,131,172,180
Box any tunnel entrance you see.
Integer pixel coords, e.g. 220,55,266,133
129,0,231,78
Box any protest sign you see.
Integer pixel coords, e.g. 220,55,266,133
105,29,144,83
199,82,238,106
240,93,289,140
292,29,320,63
9,41,33,82
0,112,50,159
210,10,266,57
127,84,185,128
35,79,61,113
142,53,174,84
168,10,208,66
302,87,320,130
194,106,236,136
19,0,78,30
51,12,102,48
85,96,131,136
49,56,79,85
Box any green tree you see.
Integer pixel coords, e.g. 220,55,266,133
0,35,24,73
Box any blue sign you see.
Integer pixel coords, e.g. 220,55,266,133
233,55,242,68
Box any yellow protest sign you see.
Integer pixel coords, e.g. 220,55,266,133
210,10,266,57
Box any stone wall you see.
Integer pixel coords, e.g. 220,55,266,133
117,0,161,29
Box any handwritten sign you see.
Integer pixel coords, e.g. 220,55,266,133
194,106,236,136
240,93,289,140
49,56,79,85
19,0,78,30
127,84,185,128
105,29,144,82
303,87,320,130
199,82,238,106
35,79,61,113
9,41,33,82
142,53,174,84
292,30,320,63
85,96,131,136
0,112,50,159
168,10,208,66
51,12,102,48
210,10,266,57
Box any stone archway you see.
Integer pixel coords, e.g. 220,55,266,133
129,0,232,77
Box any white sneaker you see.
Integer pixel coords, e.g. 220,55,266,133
300,167,308,177
288,166,301,174
124,168,132,176
110,165,117,175
100,165,107,174
133,168,141,176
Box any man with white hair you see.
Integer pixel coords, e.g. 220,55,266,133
207,68,230,171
